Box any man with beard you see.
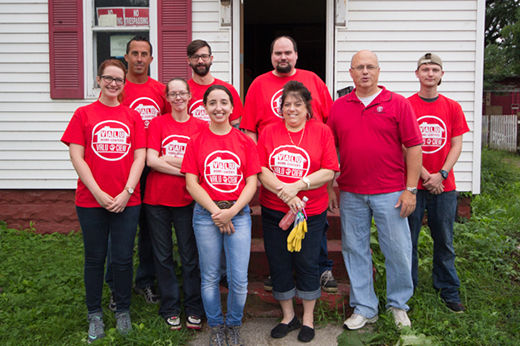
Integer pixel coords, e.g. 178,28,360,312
187,39,243,125
242,36,338,294
241,36,333,142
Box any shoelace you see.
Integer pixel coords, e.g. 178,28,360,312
143,287,156,301
321,271,333,284
227,327,241,345
211,327,226,346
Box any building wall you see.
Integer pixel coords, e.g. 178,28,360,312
334,0,484,192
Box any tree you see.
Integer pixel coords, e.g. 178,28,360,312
484,0,520,89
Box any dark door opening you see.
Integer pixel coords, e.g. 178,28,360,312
243,0,326,94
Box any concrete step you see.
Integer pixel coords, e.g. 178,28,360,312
216,281,351,318
249,238,347,281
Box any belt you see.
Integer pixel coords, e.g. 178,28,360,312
213,200,245,215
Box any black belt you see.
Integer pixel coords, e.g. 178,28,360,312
213,200,245,215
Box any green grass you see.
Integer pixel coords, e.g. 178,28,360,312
338,148,520,345
1,148,519,345
0,224,194,345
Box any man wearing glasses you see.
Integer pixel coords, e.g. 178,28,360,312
327,50,423,330
186,39,243,126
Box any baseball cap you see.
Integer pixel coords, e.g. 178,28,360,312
417,53,442,69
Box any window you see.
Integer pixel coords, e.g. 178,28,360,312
49,0,192,99
87,0,151,97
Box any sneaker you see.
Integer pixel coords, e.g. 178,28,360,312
165,315,181,330
388,307,411,328
134,285,159,304
445,301,466,313
226,325,244,346
87,312,105,344
108,292,116,312
209,325,227,346
186,315,202,330
263,276,273,292
343,313,378,330
320,270,338,293
115,311,132,335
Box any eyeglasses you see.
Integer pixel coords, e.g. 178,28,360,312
351,65,379,72
101,75,125,85
189,54,211,61
167,91,190,98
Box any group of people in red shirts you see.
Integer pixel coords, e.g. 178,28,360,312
62,35,468,346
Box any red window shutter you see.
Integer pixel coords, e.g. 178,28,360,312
157,0,192,82
48,0,84,99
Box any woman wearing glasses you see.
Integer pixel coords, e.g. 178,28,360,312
181,85,260,345
61,59,146,342
144,78,206,330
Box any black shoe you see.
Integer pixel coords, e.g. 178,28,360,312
445,300,466,313
270,315,301,338
297,325,315,343
134,285,159,304
263,276,273,292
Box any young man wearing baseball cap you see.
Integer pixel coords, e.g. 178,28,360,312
407,53,469,313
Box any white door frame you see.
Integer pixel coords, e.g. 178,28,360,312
232,0,334,96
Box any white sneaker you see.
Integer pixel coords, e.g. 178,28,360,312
388,307,411,328
343,313,378,330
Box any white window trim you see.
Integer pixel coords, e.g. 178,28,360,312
83,0,156,99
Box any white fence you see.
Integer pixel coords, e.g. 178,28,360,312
482,115,518,152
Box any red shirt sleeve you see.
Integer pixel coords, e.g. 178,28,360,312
320,125,340,171
450,100,470,138
241,81,259,132
230,86,244,122
132,110,147,149
146,116,162,151
61,108,85,146
244,135,261,177
180,137,199,176
399,98,423,148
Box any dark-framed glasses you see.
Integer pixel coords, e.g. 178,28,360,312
167,91,190,98
189,54,211,61
101,75,125,85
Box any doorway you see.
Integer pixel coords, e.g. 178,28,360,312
243,0,327,95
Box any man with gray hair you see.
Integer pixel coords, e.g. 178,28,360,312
328,50,423,329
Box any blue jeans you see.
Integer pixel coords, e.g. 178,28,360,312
319,221,333,274
192,203,251,327
408,190,461,303
262,206,324,301
144,204,203,318
76,206,140,314
340,191,413,318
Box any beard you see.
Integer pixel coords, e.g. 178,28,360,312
275,63,292,74
191,63,211,77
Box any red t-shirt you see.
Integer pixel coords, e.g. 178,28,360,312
123,77,171,129
187,78,243,123
61,101,146,207
328,86,423,194
408,93,469,191
241,69,333,134
144,115,208,207
257,120,339,215
181,127,261,201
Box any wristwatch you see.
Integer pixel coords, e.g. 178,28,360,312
125,186,134,195
406,186,418,195
439,169,449,180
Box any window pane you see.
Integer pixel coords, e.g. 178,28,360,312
95,31,148,71
95,0,149,26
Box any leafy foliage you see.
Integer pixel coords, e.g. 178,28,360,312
484,1,520,89
338,149,520,345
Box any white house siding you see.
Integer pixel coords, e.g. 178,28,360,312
0,0,88,189
334,0,484,193
192,0,233,85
